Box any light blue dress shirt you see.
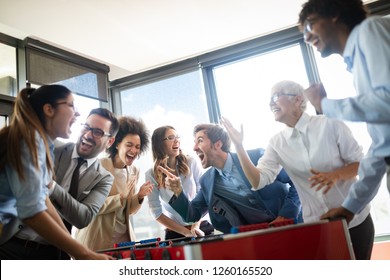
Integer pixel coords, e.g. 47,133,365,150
214,153,274,224
321,16,390,214
0,132,53,226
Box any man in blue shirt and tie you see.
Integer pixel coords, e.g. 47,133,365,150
161,123,301,234
299,0,390,223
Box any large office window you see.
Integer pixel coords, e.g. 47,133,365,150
314,51,390,237
0,42,17,96
119,70,209,240
0,37,17,128
213,44,316,150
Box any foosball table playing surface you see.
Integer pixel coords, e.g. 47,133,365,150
97,219,354,260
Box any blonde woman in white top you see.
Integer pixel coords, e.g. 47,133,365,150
75,116,153,250
221,80,374,260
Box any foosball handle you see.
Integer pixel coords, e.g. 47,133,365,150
115,237,162,247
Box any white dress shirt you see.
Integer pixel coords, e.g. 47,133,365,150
146,155,204,225
52,146,98,194
254,112,370,228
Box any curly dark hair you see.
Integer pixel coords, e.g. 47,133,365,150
298,0,368,30
106,116,150,159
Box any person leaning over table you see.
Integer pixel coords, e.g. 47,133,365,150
298,0,390,229
50,107,119,259
162,123,302,235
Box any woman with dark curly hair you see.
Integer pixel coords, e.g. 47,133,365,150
75,116,153,250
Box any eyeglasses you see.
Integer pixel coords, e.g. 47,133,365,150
163,135,181,141
81,123,111,138
55,101,77,112
304,19,313,33
270,93,297,104
303,16,318,42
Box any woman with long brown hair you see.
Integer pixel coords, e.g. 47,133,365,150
0,85,112,260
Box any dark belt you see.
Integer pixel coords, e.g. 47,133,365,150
10,236,52,250
385,156,390,165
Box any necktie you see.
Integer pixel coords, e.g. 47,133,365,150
64,157,86,233
69,157,86,198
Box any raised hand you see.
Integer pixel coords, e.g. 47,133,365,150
303,83,327,114
157,166,183,196
220,116,244,147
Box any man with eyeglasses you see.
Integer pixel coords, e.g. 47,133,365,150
49,108,119,258
298,0,390,226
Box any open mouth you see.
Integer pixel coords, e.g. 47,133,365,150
125,153,135,164
197,152,205,162
172,145,179,150
68,119,77,132
79,138,94,152
310,37,320,49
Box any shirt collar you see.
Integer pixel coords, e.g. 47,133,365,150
343,24,360,72
217,153,233,176
283,112,310,139
47,136,55,151
47,135,55,161
295,112,310,134
71,145,97,168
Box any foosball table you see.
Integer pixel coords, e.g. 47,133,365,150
98,219,354,260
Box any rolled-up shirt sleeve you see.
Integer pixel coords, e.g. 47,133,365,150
254,146,282,191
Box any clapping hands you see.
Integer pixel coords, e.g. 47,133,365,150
137,181,154,200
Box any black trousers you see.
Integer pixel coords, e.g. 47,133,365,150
0,236,61,260
349,214,375,260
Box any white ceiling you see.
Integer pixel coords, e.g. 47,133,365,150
0,0,375,81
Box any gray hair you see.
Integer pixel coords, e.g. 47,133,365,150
271,80,308,111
